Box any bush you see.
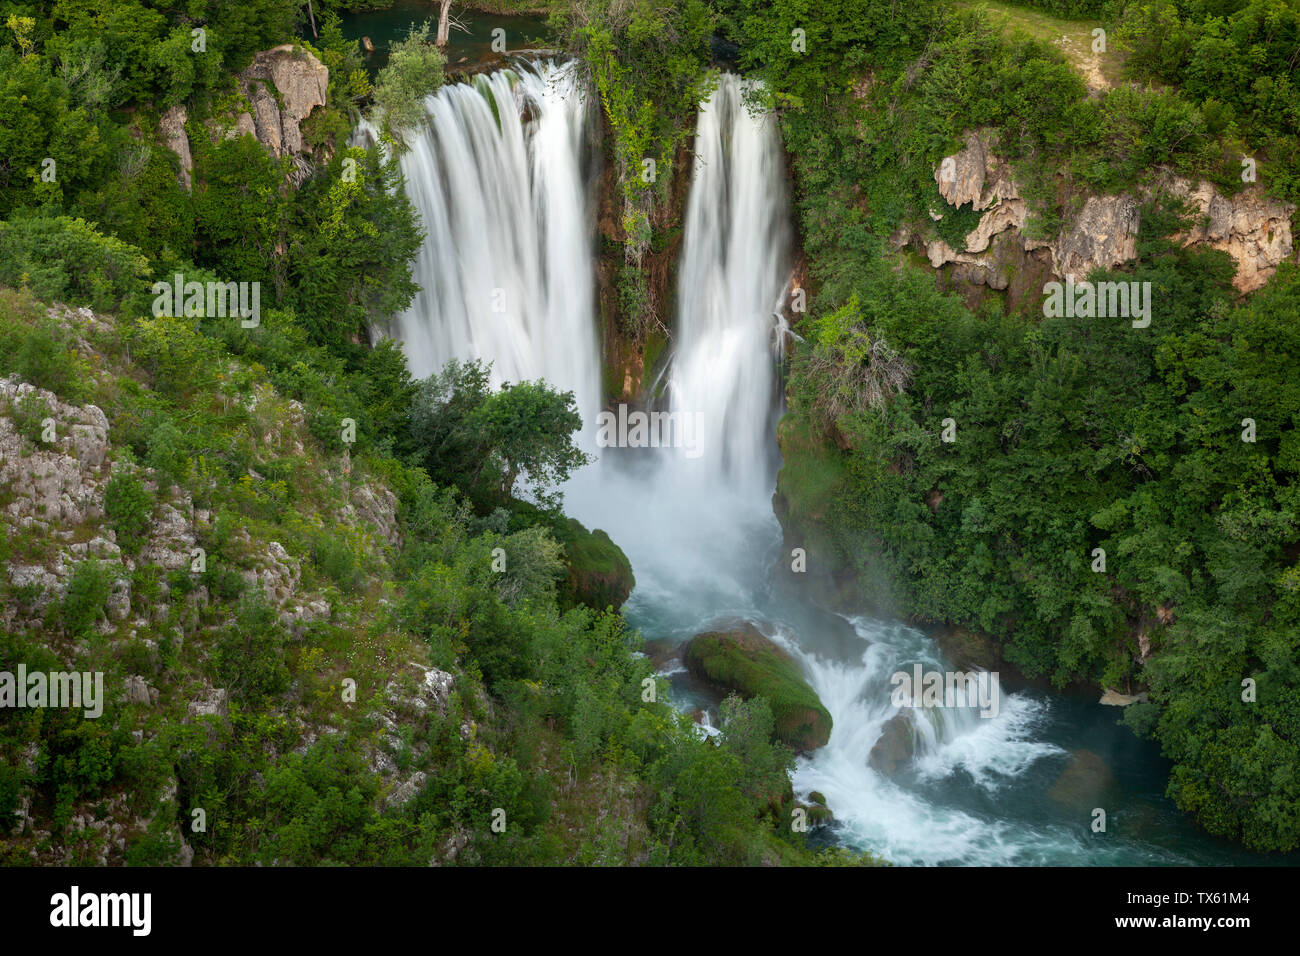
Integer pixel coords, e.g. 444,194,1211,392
210,591,290,705
0,216,150,314
11,390,52,445
5,320,90,402
61,559,113,637
145,417,189,486
368,20,445,147
104,470,153,555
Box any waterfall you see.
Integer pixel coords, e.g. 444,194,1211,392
667,73,791,494
370,60,601,423
564,73,793,619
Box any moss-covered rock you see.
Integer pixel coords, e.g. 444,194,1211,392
683,623,832,752
505,504,635,612
551,516,635,611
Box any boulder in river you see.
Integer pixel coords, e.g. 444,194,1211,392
1048,749,1115,809
1099,688,1147,706
683,623,832,752
868,712,916,775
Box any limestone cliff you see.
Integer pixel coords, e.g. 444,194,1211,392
921,129,1296,296
158,44,330,190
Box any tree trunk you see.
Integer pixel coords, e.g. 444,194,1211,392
306,0,317,38
436,0,452,47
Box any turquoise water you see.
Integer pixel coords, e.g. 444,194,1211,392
631,527,1298,866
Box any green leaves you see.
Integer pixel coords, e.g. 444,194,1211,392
368,19,446,149
408,358,591,512
103,470,154,557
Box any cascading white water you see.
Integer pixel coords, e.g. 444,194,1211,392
370,60,601,422
564,74,792,615
668,73,791,494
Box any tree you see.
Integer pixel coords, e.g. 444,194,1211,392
369,19,446,148
437,0,453,47
473,379,592,509
408,359,592,511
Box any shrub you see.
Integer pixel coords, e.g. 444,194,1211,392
104,470,153,555
145,417,189,486
368,20,445,147
61,559,113,637
7,320,89,401
210,591,290,705
0,216,150,314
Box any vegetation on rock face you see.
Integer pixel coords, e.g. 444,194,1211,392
684,624,833,752
556,0,715,340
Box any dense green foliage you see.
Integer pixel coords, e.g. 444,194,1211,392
367,19,446,148
408,358,592,511
784,211,1300,851
1116,0,1300,201
700,0,1300,850
0,3,421,362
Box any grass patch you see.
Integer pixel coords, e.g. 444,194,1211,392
953,0,1126,88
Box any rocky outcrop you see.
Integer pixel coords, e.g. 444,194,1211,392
186,686,229,720
0,377,110,530
1153,177,1295,292
1054,194,1141,279
933,625,1003,672
236,45,328,163
158,104,192,190
1099,688,1148,706
161,45,330,189
925,129,1295,294
240,541,301,608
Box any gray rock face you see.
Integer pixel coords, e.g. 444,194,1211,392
384,771,427,809
0,377,110,529
347,482,402,551
279,598,331,637
139,502,196,572
927,129,1296,294
124,675,154,705
159,104,192,190
386,663,456,715
233,45,329,171
186,687,229,720
241,540,301,608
